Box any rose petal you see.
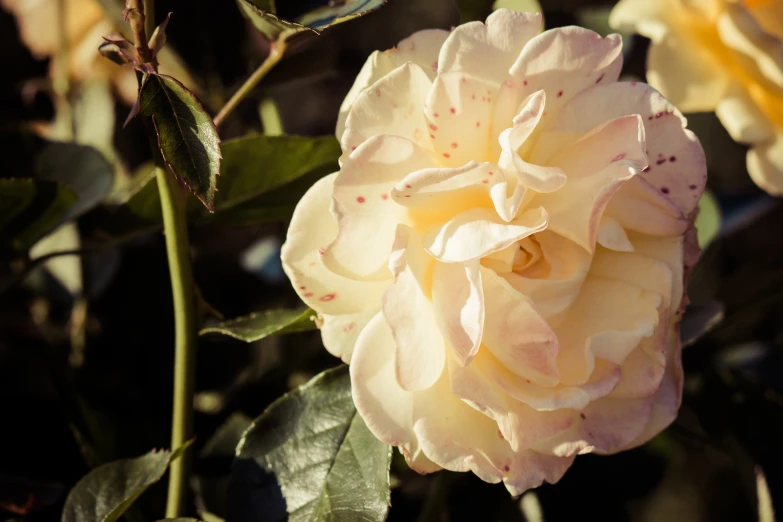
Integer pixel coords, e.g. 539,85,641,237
320,308,378,363
492,26,623,152
548,81,707,217
498,90,567,193
555,277,663,386
351,312,415,445
341,62,434,155
432,260,484,365
482,268,560,386
336,29,449,140
383,227,446,391
422,207,547,263
748,129,783,196
281,173,389,315
437,9,543,85
324,135,435,280
531,115,647,252
717,4,783,87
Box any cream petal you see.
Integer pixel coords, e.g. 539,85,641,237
324,135,435,281
609,0,673,42
624,232,685,317
437,9,543,85
715,89,776,144
413,370,571,492
336,29,449,141
498,90,567,193
748,129,783,196
532,115,647,252
624,329,683,448
596,216,634,252
340,62,434,155
646,29,730,113
492,26,623,151
422,207,548,263
549,82,707,217
281,173,389,315
422,73,496,166
555,277,663,386
481,268,560,387
383,227,446,391
717,4,783,88
469,349,621,412
351,312,416,446
605,175,689,238
549,395,655,456
432,260,484,365
320,308,379,363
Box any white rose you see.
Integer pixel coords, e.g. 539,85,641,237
282,9,706,494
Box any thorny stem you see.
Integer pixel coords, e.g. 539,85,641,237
127,0,197,516
213,39,287,128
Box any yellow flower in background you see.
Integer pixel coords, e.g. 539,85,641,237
2,0,195,105
611,0,783,195
2,0,138,103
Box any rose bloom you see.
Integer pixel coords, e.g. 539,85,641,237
611,0,783,195
282,10,706,493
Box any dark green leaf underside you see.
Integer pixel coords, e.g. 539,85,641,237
62,440,193,522
235,366,392,522
0,178,77,253
200,307,317,342
139,74,221,211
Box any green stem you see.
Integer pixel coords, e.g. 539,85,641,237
157,165,198,518
213,40,286,128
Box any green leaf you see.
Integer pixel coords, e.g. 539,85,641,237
491,0,542,14
200,307,316,342
239,0,386,40
100,135,340,235
62,441,193,522
138,74,221,211
232,366,392,522
0,179,77,253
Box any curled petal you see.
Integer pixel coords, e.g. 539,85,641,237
336,29,449,140
281,173,388,316
383,227,446,391
324,135,435,281
432,260,484,366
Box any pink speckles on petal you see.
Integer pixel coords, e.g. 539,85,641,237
475,121,481,128
482,180,489,184
304,292,314,297
299,286,306,290
451,142,458,149
429,123,438,131
503,465,510,472
595,73,605,84
320,293,337,302
343,322,356,333
318,247,326,255
357,196,366,203
433,112,440,118
488,171,494,176
661,187,670,194
443,152,451,158
375,89,382,97
557,90,564,98
630,81,638,86
523,79,528,86
612,153,626,162
405,184,412,189
431,61,438,71
450,107,456,114
504,78,514,88
669,156,677,162
381,193,389,200
351,146,357,151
